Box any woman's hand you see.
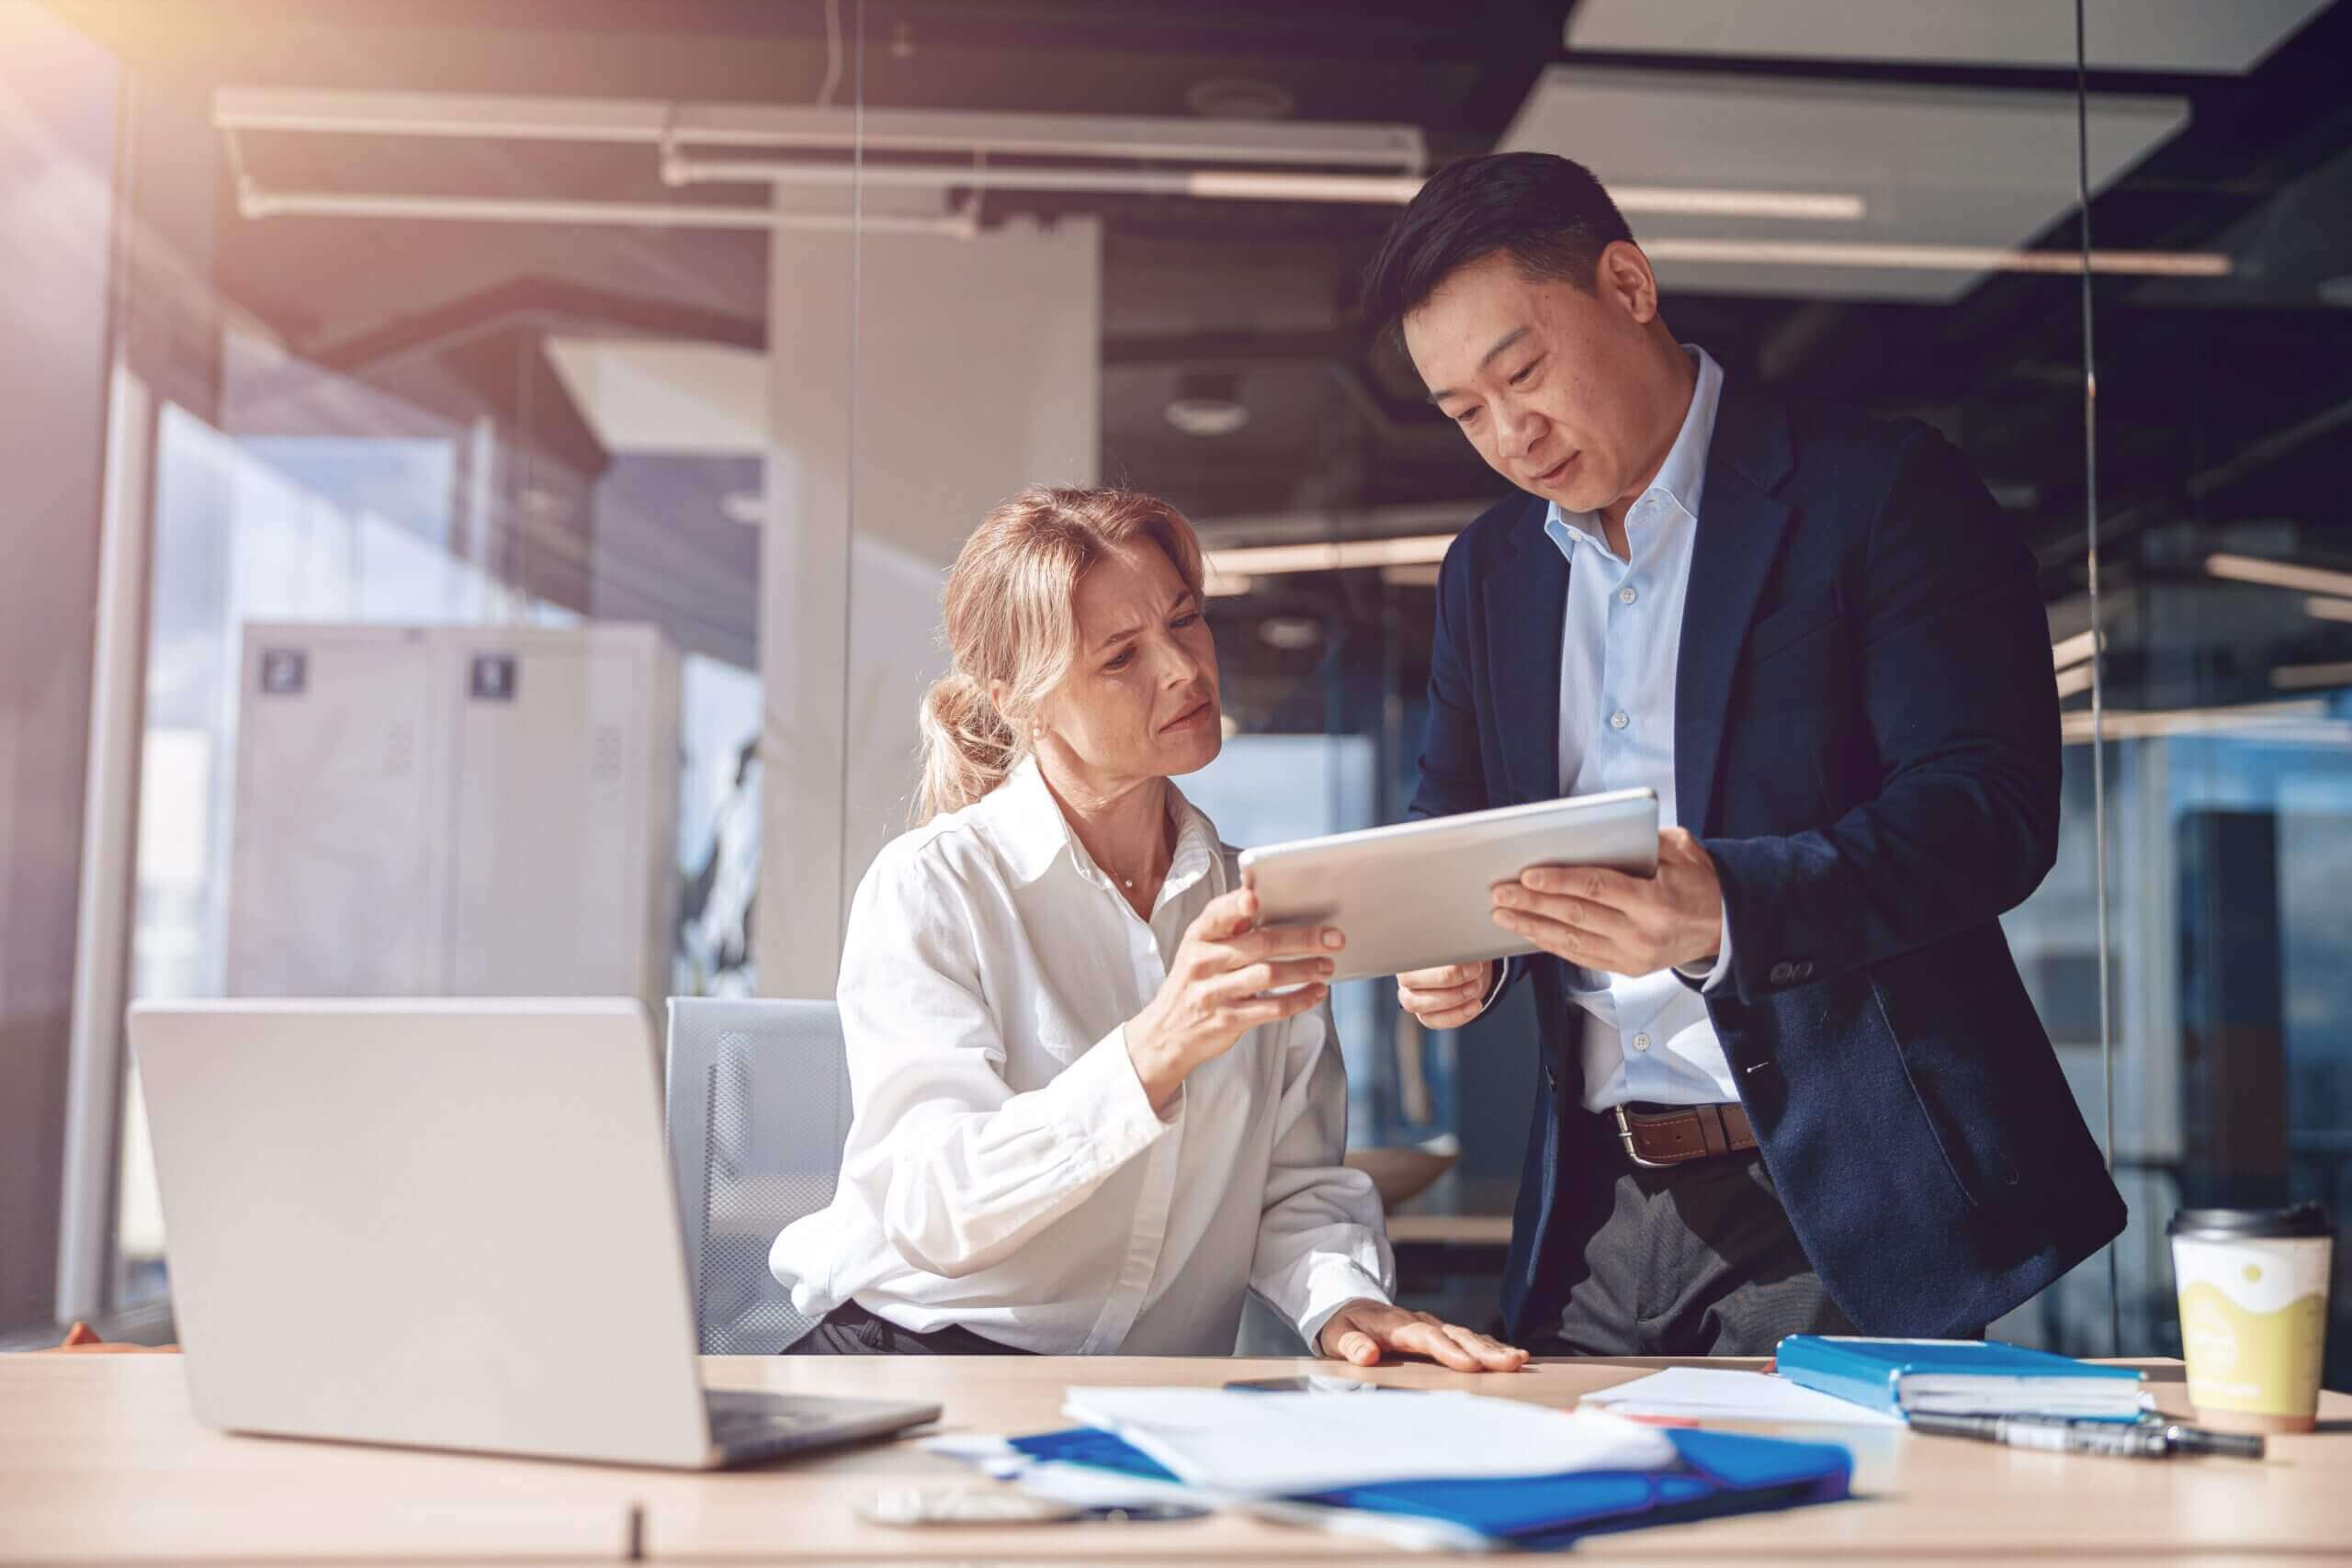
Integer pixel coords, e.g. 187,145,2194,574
1317,1300,1529,1372
1396,960,1495,1031
1126,887,1340,1111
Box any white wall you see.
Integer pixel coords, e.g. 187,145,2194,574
759,215,1101,998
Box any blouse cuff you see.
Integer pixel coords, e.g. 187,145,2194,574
1291,1261,1396,1353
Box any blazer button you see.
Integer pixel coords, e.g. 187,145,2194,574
1769,961,1795,985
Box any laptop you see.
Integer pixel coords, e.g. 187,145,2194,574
127,997,939,1469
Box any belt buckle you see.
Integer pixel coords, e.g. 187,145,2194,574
1611,1105,1677,1169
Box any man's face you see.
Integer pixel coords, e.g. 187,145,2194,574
1402,245,1668,517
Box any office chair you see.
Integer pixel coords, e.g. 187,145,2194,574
662,998,854,1354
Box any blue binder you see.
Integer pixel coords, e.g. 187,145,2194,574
1009,1425,1852,1549
1776,1335,2146,1420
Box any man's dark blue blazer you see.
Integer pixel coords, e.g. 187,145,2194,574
1411,381,2127,1340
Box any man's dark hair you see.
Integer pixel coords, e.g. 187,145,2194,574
1361,152,1634,339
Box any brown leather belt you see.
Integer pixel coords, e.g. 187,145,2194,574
1610,1101,1758,1168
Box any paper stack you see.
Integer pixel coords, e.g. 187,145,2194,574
933,1385,1856,1551
1061,1386,1676,1495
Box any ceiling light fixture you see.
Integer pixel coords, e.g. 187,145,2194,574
1183,173,1868,219
234,185,978,237
2054,663,2098,700
213,89,1428,170
1204,534,1456,579
1258,615,1324,651
1184,77,1295,121
1165,371,1250,437
2060,700,2342,745
667,156,1865,220
2207,553,2352,598
2270,660,2352,692
1642,238,2229,276
2306,595,2352,624
2052,628,2104,671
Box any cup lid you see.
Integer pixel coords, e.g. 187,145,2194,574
2167,1201,2334,1240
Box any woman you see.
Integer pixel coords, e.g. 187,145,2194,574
771,486,1524,1371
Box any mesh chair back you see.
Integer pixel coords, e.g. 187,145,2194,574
662,998,854,1353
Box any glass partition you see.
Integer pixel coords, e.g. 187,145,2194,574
834,4,2118,1347
96,46,797,1309
2060,0,2352,1376
27,0,2346,1365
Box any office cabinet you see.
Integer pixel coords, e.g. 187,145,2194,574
226,623,679,1010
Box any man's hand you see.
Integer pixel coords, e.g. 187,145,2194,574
1317,1299,1528,1372
1396,960,1495,1031
1489,828,1723,976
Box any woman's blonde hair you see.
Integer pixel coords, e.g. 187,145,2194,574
914,485,1206,826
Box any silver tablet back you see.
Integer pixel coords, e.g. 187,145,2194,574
1238,789,1658,982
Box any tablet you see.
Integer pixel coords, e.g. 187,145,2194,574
1236,788,1658,984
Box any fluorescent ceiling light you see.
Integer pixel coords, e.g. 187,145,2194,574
214,90,1428,169
2054,663,2098,700
215,87,1867,228
2052,628,2104,671
1204,571,1253,598
2060,700,2345,745
2207,553,2352,597
1204,534,1455,579
1187,172,1864,219
1613,186,1864,220
236,186,976,236
2307,595,2352,624
669,157,1863,220
2271,660,2352,692
1642,238,2228,276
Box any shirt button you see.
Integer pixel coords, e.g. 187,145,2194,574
1610,710,1630,731
1618,585,1637,605
1632,1032,1651,1053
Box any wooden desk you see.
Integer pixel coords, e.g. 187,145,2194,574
5,1353,2345,1563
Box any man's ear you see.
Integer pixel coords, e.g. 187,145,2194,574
1595,240,1660,326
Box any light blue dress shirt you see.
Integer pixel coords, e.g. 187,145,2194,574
1545,344,1738,1111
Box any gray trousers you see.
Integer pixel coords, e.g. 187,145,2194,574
1534,1138,1859,1358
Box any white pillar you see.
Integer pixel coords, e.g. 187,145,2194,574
758,212,1100,998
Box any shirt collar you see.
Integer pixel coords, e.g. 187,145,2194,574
981,753,1220,906
1544,343,1724,556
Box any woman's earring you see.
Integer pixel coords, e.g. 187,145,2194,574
1031,726,1042,739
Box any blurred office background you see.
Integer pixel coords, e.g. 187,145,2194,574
3,0,2346,1375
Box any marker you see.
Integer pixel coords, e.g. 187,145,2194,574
1907,1412,2265,1460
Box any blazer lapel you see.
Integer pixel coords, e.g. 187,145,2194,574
1676,388,1797,838
1484,495,1568,806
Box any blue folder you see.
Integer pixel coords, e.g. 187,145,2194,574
1776,1334,2146,1421
1009,1425,1851,1549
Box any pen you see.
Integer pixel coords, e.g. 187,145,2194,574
1907,1412,2266,1460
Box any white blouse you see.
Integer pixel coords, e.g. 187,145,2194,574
769,755,1395,1355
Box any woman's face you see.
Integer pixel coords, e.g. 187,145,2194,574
1039,543,1222,789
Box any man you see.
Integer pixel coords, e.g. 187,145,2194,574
1371,152,2124,1356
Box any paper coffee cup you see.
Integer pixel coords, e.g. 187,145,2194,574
2167,1202,2334,1434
